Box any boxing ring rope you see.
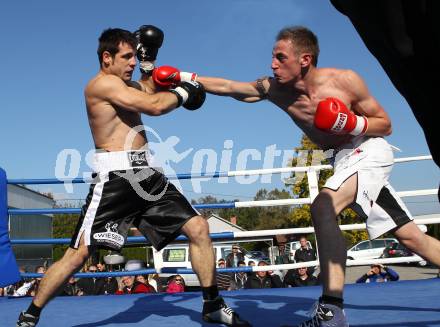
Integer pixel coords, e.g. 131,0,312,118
20,255,430,280
6,155,432,186
10,217,440,245
2,154,439,281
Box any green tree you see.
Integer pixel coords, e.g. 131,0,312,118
52,212,80,261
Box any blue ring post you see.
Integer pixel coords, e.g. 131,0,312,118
0,168,21,287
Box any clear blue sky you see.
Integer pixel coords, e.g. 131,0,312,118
1,1,438,214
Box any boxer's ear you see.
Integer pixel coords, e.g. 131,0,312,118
300,53,312,67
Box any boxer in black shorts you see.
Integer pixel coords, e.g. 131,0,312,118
70,152,198,252
17,27,250,327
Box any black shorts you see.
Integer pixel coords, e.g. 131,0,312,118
70,167,199,251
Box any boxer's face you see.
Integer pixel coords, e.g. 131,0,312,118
104,42,136,81
271,39,311,85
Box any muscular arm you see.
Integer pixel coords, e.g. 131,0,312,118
88,74,179,116
342,70,392,136
197,76,264,103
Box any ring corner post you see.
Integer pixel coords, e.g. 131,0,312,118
0,167,21,287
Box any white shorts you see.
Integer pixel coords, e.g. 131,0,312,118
324,136,413,239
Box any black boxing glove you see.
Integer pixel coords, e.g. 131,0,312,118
134,25,164,74
169,81,206,110
125,80,143,91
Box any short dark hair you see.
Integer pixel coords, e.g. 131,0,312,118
276,26,319,66
97,28,137,66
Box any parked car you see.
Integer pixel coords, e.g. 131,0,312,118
381,241,427,266
346,238,397,260
154,242,266,287
248,250,270,262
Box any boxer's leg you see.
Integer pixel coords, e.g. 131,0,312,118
181,215,216,287
16,235,91,327
33,235,91,308
181,216,251,327
311,173,358,300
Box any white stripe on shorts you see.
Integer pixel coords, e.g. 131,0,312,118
73,172,109,248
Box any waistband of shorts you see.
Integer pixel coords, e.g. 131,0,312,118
333,135,370,154
93,150,151,172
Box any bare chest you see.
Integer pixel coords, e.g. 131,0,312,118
268,91,354,149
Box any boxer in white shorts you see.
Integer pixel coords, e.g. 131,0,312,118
325,136,413,239
189,26,440,326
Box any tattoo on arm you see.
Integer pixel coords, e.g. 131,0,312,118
256,76,269,99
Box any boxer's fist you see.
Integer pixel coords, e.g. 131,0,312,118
134,25,164,62
153,65,198,88
134,25,164,74
170,81,206,110
314,97,368,136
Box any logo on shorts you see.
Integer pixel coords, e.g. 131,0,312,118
93,222,124,248
128,151,148,167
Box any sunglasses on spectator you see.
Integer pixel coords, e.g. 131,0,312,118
89,269,97,272
175,278,182,282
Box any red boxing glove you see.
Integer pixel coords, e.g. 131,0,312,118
314,97,368,136
152,65,197,88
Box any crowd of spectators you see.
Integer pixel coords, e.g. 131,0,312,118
1,240,408,298
1,262,165,297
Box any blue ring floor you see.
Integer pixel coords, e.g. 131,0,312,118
1,279,439,326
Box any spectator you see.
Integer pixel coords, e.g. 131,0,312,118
166,275,185,294
133,275,156,293
248,260,255,267
275,244,291,264
115,276,136,294
229,261,248,290
77,265,101,295
61,277,81,296
14,266,46,296
294,236,317,275
96,262,106,272
244,261,283,289
96,276,118,295
284,262,319,287
294,236,316,263
216,258,231,291
95,264,118,295
148,274,161,292
226,244,245,268
5,266,27,296
356,264,400,283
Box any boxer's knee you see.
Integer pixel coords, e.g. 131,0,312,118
183,216,210,243
311,191,336,226
395,222,427,252
62,245,90,269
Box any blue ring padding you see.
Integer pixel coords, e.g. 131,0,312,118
9,208,81,215
8,202,236,215
10,232,235,245
21,266,253,278
7,171,228,185
158,267,254,274
7,178,86,185
22,269,157,279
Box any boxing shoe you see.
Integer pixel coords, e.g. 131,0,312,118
295,302,348,327
202,296,252,326
16,312,39,327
